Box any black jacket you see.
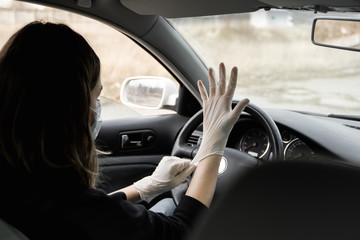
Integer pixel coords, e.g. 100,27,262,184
2,186,207,240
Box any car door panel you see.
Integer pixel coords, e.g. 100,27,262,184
98,155,163,193
96,114,189,193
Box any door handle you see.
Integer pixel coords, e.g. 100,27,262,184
120,130,156,149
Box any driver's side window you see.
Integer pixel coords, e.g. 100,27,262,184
0,1,179,120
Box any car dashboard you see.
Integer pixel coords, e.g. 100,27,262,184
187,108,360,166
228,118,318,162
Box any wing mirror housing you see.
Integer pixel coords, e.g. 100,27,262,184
312,17,360,52
120,76,178,110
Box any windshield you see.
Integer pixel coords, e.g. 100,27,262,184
170,10,360,116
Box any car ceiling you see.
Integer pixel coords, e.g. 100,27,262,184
120,0,360,17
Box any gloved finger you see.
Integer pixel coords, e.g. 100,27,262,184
174,164,196,182
197,80,208,102
223,66,238,111
209,67,216,97
173,158,192,173
218,62,226,95
157,156,172,168
165,157,191,177
225,66,238,98
231,98,250,121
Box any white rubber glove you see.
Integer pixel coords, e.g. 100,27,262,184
192,63,250,164
134,156,196,202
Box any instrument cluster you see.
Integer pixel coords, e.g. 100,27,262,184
238,127,316,161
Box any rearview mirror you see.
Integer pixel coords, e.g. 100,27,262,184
312,18,360,51
120,76,178,110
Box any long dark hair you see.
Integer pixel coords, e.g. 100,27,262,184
0,21,101,188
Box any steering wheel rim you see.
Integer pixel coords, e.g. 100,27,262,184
171,102,284,205
172,102,283,161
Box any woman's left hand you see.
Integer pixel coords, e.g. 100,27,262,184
192,63,249,164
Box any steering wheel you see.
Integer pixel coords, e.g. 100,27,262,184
171,102,284,205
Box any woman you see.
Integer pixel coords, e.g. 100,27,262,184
0,21,249,239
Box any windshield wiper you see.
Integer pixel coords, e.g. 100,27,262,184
328,114,360,121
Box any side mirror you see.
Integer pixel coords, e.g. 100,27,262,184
312,18,360,52
120,76,178,110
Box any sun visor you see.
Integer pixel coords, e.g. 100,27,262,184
120,0,273,18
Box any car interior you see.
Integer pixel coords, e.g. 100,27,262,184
1,0,360,239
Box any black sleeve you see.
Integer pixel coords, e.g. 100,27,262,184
137,195,208,240
83,189,208,240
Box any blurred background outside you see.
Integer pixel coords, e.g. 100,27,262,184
1,1,359,117
171,11,360,115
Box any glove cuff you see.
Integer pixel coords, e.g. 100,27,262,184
134,176,158,203
191,148,224,164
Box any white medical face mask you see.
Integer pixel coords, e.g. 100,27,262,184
90,99,102,139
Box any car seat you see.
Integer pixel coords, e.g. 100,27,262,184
192,161,360,240
0,218,29,240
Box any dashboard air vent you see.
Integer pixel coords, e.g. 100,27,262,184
187,135,199,147
187,130,203,147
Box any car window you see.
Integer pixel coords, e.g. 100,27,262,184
0,1,179,120
170,10,360,116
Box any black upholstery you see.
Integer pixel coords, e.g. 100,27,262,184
0,218,29,240
192,161,360,240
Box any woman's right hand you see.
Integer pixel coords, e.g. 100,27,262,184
134,156,195,203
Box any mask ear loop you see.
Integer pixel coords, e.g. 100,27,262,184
90,99,101,118
90,99,102,139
